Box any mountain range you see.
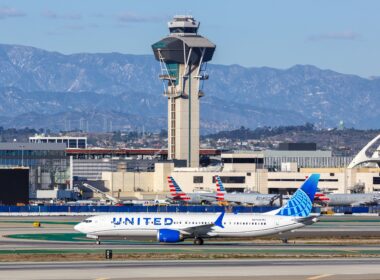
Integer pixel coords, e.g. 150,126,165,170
0,43,379,133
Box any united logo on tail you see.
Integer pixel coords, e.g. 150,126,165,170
276,174,320,217
167,176,190,201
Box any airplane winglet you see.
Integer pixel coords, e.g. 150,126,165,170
214,211,225,228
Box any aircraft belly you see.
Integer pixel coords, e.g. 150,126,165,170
215,223,303,238
94,229,157,237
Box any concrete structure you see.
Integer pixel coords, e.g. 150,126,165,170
73,158,119,181
348,134,380,168
152,15,216,167
36,189,73,200
222,150,352,170
99,150,380,199
66,148,220,160
102,162,174,199
29,135,87,149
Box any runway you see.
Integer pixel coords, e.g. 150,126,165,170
0,215,380,257
0,259,380,279
0,216,380,279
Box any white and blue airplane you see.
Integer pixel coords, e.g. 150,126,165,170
74,174,320,245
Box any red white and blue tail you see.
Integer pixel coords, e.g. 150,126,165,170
167,176,190,201
215,175,226,201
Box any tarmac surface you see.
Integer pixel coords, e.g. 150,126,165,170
0,259,380,279
0,215,380,279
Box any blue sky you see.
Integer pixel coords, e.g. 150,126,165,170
0,0,379,77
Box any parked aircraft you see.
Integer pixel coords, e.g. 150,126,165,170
314,192,380,206
74,174,320,245
120,198,170,206
166,176,217,205
210,175,288,206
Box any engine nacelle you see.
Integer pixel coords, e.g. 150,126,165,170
157,229,183,243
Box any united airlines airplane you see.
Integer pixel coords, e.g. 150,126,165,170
74,174,320,245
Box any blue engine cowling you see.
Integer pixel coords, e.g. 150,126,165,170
157,229,183,243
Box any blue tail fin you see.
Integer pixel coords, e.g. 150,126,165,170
276,174,320,217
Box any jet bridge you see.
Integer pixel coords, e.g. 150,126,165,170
81,182,120,204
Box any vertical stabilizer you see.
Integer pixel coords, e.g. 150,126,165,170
275,174,320,217
167,176,189,201
214,175,226,201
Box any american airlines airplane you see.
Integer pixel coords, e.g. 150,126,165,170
166,176,217,205
207,175,288,207
315,192,380,206
74,174,320,245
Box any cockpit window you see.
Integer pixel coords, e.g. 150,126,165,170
83,219,92,223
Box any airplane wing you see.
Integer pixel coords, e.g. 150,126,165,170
350,200,376,207
350,202,362,207
166,194,186,201
200,194,217,199
201,194,246,205
178,212,224,237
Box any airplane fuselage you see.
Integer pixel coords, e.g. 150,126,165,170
74,212,312,239
321,193,380,206
170,192,217,204
220,193,288,206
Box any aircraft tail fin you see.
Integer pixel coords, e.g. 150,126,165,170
167,176,188,201
274,174,320,217
214,175,226,201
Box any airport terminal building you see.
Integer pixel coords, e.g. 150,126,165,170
97,146,380,199
0,143,70,199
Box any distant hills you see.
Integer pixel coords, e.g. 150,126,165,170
0,43,379,132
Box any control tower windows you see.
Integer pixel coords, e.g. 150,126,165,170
169,27,197,34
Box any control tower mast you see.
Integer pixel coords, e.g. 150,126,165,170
152,16,216,167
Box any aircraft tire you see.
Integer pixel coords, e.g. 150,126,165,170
194,237,204,245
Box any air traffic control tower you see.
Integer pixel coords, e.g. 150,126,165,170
152,16,216,167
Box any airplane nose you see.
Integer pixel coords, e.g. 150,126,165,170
74,223,83,232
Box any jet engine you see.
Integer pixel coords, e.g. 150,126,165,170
157,229,184,243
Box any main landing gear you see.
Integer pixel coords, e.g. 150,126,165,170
193,237,204,245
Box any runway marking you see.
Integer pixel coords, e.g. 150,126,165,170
308,274,334,280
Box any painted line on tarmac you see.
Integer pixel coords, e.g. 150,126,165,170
308,274,334,280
